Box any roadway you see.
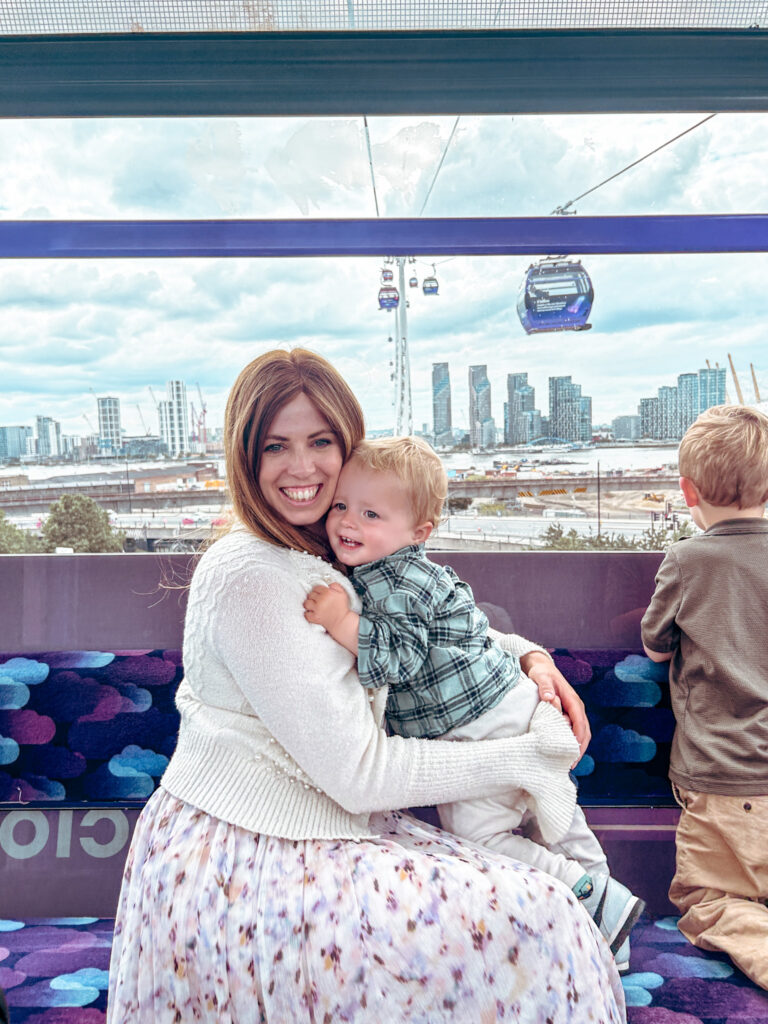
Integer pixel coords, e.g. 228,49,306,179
435,512,678,547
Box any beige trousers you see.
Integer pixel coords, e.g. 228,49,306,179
669,785,768,990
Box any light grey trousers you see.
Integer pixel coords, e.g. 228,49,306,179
437,674,608,891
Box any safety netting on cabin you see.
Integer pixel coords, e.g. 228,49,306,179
1,0,767,34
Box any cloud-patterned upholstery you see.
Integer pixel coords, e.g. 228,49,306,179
0,648,678,806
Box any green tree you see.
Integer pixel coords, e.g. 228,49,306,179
0,511,43,553
42,494,125,553
535,520,695,552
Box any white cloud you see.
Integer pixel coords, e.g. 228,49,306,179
2,113,768,435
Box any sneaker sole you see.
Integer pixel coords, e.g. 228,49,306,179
592,890,646,955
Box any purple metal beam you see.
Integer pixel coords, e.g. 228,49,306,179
2,215,768,258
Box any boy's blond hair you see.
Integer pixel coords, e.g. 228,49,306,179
348,435,448,526
678,404,768,508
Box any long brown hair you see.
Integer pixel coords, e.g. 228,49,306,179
224,348,365,559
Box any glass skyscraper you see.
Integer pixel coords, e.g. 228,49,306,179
431,362,453,446
469,365,494,448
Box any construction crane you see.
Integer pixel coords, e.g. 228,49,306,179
751,363,762,403
82,413,96,434
135,404,150,435
196,383,208,446
727,353,745,404
189,401,199,444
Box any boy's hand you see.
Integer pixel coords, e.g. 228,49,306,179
304,583,351,633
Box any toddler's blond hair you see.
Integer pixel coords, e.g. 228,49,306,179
678,404,768,508
348,436,447,526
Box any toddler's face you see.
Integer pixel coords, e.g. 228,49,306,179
326,461,429,567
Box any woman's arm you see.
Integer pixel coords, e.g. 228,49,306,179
213,559,578,837
488,627,591,758
519,651,591,759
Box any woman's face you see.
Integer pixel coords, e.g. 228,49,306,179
257,392,344,527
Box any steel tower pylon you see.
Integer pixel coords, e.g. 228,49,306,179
393,256,412,435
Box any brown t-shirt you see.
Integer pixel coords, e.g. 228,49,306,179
641,518,768,796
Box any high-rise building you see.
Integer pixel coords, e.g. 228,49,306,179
639,397,659,439
505,373,535,445
677,373,699,435
612,415,641,440
431,363,453,446
35,415,61,458
468,365,494,448
657,386,679,440
579,395,593,442
97,396,122,454
639,366,728,440
0,425,33,461
158,380,189,457
698,366,726,411
549,376,591,442
524,408,542,442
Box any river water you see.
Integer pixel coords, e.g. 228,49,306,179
1,445,679,483
440,444,679,476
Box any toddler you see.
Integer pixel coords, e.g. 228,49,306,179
304,435,644,970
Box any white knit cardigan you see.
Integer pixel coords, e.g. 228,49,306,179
161,527,578,842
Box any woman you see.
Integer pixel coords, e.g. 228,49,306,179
107,349,625,1022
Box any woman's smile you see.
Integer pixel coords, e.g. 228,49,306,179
281,484,322,504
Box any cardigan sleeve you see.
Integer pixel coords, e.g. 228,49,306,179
487,626,553,662
210,554,578,839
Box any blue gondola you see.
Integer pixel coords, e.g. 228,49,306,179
516,259,594,334
422,275,439,295
378,285,399,310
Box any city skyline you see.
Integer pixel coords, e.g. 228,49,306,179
2,112,768,436
0,357,757,459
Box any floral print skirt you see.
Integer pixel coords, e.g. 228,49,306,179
107,787,626,1023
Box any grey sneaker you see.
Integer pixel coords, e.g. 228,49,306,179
613,936,631,975
578,875,645,955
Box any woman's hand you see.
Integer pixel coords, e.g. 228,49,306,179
520,651,591,759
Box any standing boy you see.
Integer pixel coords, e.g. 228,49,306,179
641,404,768,989
304,435,644,971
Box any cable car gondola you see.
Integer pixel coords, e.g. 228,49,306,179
381,268,394,283
409,276,419,288
422,275,439,295
378,286,400,310
516,259,594,334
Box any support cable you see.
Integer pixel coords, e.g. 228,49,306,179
418,116,461,216
363,115,380,217
551,113,716,215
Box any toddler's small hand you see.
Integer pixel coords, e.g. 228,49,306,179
303,582,350,631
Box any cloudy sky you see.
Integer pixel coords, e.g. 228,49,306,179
2,111,768,437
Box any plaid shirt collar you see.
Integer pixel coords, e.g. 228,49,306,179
350,543,426,590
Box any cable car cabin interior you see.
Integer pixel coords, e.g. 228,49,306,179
517,259,594,334
3,3,768,1021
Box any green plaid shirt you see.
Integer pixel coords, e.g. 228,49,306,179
351,544,519,739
